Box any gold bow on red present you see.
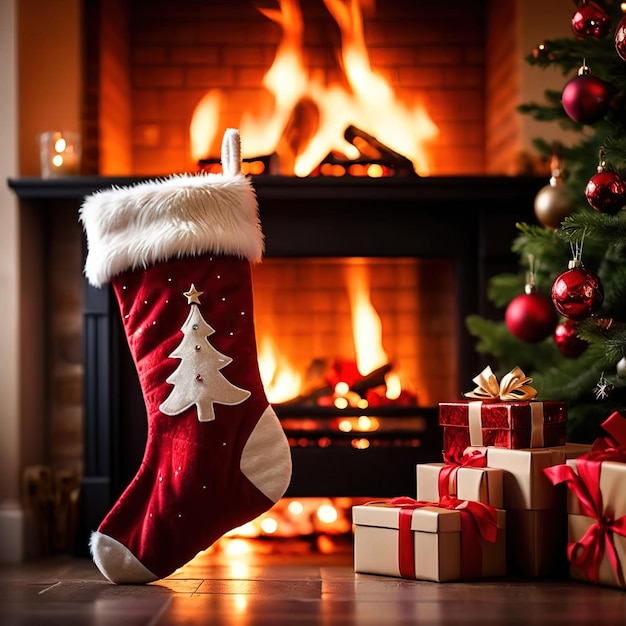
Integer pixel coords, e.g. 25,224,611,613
464,366,537,401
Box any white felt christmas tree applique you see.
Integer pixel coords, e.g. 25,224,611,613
159,283,250,422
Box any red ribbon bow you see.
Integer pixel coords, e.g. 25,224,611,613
439,446,487,499
390,495,499,579
588,411,626,463
544,460,626,587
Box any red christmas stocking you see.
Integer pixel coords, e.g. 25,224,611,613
80,129,292,584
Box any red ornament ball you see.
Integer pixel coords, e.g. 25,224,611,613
505,291,558,343
551,266,604,321
585,170,626,214
571,1,611,39
562,73,610,124
554,319,588,358
616,16,626,62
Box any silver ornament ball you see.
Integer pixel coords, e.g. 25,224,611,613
534,183,573,230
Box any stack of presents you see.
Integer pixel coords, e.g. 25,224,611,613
353,366,626,589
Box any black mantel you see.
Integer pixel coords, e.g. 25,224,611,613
9,174,544,553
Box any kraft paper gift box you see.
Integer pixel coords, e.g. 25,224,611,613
564,460,626,589
545,415,626,589
479,443,591,577
439,366,567,454
415,460,503,508
352,498,506,582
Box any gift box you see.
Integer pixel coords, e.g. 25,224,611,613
440,366,567,452
415,462,503,508
481,444,591,510
439,401,567,451
480,443,591,577
558,458,626,589
545,416,626,589
353,498,506,582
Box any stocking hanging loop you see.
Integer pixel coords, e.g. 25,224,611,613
221,128,242,176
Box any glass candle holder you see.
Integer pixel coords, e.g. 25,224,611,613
39,131,82,178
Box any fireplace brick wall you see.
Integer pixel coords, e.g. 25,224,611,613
86,0,489,176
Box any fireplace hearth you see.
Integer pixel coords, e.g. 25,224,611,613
10,173,542,555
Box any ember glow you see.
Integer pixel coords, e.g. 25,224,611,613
190,0,439,175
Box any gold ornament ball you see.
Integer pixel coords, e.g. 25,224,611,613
534,183,572,229
617,356,626,379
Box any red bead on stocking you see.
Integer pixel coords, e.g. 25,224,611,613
80,130,292,584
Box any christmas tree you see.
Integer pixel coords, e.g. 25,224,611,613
467,0,626,443
160,284,251,422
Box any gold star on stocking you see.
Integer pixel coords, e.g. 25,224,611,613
183,284,204,305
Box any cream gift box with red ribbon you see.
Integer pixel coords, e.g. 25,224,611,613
439,367,567,452
416,447,504,508
353,497,505,582
474,443,592,577
565,461,626,589
545,412,626,589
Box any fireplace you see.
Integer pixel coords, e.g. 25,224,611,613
9,173,542,556
8,0,556,556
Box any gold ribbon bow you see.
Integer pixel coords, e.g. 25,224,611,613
464,366,537,401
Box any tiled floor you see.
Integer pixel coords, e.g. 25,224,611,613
1,548,626,625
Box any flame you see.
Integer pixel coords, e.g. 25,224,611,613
345,263,387,376
190,91,222,162
257,263,411,403
384,372,401,400
190,0,438,175
258,336,303,403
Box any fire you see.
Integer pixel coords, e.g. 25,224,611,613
384,371,402,400
258,261,414,405
345,262,387,376
258,336,302,404
190,0,439,175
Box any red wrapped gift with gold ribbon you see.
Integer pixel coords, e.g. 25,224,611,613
544,412,626,589
439,367,567,452
353,496,505,582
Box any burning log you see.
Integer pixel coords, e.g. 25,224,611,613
347,363,393,396
276,362,393,408
345,125,415,170
315,125,417,177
